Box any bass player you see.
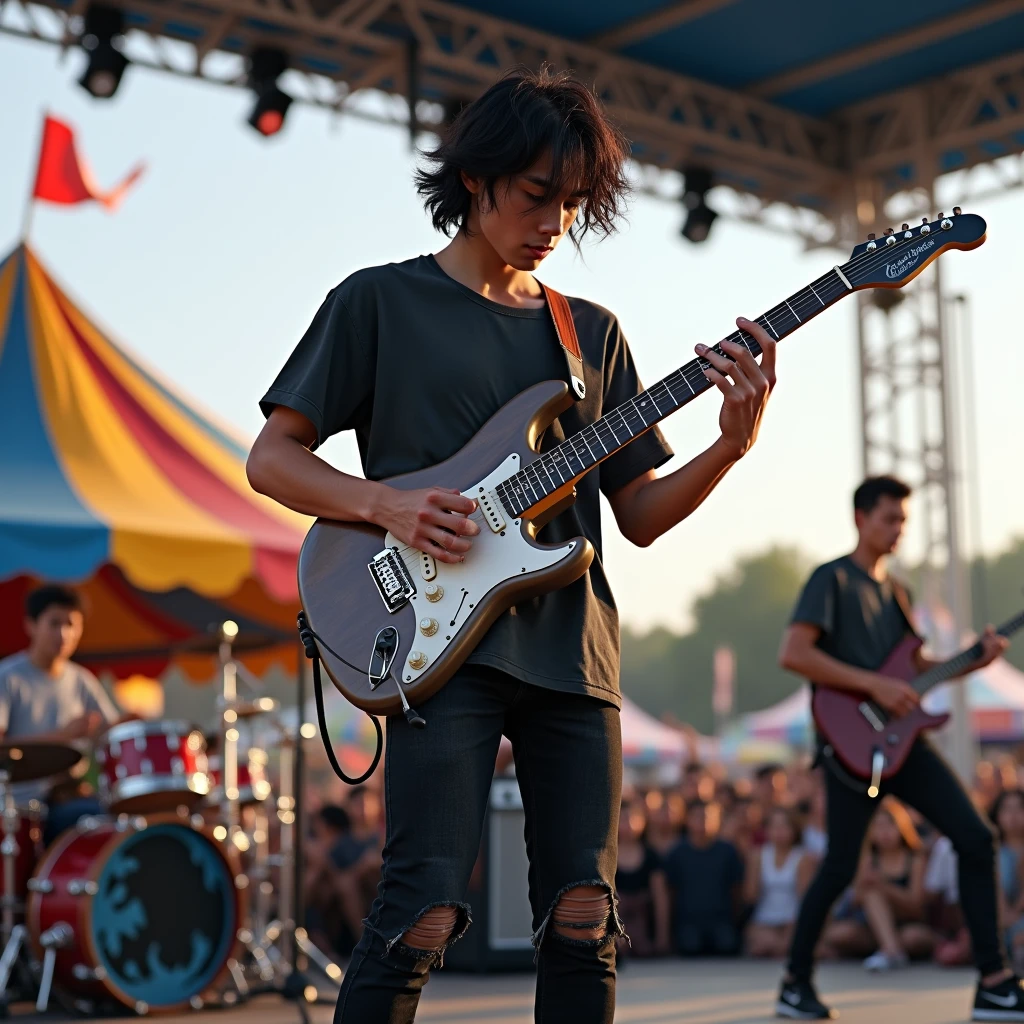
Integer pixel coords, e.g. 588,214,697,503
775,475,1018,1021
248,67,777,1023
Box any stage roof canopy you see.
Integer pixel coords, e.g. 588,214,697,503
5,0,1024,220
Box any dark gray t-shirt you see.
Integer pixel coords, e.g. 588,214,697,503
260,255,673,706
791,555,916,673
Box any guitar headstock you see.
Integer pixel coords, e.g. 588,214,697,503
843,208,987,291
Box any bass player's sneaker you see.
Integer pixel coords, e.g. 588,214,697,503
973,976,1024,1020
775,979,837,1020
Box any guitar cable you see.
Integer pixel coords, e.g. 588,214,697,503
297,612,426,787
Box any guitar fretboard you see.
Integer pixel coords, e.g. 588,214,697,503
912,608,1024,698
494,268,851,517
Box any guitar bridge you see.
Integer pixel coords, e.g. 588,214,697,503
368,548,416,613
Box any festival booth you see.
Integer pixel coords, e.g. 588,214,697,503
0,243,309,680
723,658,1024,757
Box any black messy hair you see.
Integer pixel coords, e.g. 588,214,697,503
853,475,912,514
25,584,82,622
415,66,631,247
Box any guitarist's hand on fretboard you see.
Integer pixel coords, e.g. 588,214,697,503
971,625,1011,672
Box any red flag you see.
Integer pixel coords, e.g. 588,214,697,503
32,115,144,211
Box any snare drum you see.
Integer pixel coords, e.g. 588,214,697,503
97,721,209,815
27,814,244,1013
205,749,271,807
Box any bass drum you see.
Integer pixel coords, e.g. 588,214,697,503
27,814,244,1014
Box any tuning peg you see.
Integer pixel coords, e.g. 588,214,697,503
867,232,876,240
920,217,931,234
921,217,929,223
953,206,961,216
937,212,944,219
884,227,894,234
901,223,909,230
866,232,877,250
884,227,897,245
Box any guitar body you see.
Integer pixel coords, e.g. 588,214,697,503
811,635,950,782
298,380,595,716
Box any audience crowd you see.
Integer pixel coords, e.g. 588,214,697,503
302,752,1024,972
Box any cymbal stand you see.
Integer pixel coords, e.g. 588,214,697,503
250,709,341,1017
218,622,241,840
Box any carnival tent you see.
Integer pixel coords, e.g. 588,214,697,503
725,658,1024,752
0,244,309,679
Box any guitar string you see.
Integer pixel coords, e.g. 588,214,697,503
494,223,966,515
385,221,968,563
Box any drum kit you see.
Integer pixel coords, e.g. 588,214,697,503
0,621,343,1016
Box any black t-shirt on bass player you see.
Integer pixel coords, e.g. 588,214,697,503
791,555,917,675
259,254,673,708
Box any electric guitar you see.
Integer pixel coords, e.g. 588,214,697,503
298,211,988,718
813,607,1024,797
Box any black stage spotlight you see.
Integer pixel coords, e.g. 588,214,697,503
681,166,718,244
247,47,292,138
78,4,129,99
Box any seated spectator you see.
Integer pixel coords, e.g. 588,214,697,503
614,793,670,957
329,785,384,948
797,770,828,858
304,804,353,954
645,788,685,858
744,807,815,958
925,833,971,967
719,796,756,862
823,798,933,971
751,764,787,845
992,789,1024,972
681,762,715,805
662,800,743,957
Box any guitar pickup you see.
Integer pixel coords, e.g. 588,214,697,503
368,548,416,613
419,552,437,581
477,489,507,534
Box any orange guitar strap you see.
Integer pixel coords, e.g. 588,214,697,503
539,282,586,401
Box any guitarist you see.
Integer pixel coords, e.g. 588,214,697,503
775,475,1017,1021
249,67,777,1024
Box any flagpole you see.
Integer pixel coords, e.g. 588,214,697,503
21,111,46,245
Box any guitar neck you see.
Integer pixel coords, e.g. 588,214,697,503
913,608,1024,697
494,267,853,517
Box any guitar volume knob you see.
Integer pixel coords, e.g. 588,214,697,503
408,651,428,670
418,618,439,637
424,583,443,603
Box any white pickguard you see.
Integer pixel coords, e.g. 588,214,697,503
383,453,577,683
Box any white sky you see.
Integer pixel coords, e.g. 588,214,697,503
3,36,1022,633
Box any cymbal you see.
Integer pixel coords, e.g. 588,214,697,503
0,740,81,783
221,696,280,719
171,629,290,655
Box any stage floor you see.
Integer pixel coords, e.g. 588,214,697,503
23,959,986,1022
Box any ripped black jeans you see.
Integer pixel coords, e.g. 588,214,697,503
333,665,623,1024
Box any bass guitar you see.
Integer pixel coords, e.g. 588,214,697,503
813,606,1024,797
299,211,988,719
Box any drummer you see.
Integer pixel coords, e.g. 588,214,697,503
0,585,120,843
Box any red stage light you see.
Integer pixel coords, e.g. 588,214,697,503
256,110,285,136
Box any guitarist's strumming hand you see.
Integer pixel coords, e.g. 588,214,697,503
375,487,479,565
868,675,920,718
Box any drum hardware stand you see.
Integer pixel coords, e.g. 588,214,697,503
33,922,73,1012
246,653,341,1022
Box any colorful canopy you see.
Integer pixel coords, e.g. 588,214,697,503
0,244,309,679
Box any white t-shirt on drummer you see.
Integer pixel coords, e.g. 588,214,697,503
0,651,118,801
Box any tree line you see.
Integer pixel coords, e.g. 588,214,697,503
621,538,1024,734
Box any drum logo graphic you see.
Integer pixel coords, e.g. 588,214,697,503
91,824,234,1005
